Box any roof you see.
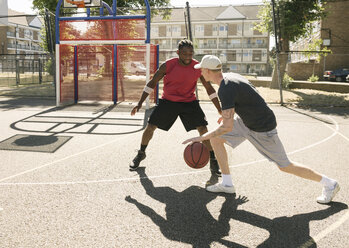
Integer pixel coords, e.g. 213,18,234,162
7,9,42,28
152,5,262,23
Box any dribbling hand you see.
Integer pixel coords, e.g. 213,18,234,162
182,136,202,145
131,105,141,116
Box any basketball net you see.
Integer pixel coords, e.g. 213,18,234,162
66,0,86,8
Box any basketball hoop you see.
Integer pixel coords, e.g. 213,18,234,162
63,0,101,8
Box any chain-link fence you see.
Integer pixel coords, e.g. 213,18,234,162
0,54,54,87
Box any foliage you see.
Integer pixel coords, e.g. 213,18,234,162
304,39,332,62
282,73,294,89
44,59,55,76
255,0,329,89
308,74,319,82
255,0,327,44
33,0,171,17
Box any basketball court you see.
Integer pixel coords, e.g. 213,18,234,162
0,0,348,247
0,97,348,247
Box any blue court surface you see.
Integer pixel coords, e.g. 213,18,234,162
0,97,348,247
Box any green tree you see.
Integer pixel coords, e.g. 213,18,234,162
33,0,170,15
255,0,327,88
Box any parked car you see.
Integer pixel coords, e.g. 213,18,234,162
128,62,146,76
347,74,349,82
324,68,349,82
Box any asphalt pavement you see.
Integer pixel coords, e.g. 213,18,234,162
0,97,348,248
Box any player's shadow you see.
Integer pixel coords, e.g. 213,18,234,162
125,167,248,248
126,168,348,248
233,201,347,247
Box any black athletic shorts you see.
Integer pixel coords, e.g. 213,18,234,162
148,99,208,131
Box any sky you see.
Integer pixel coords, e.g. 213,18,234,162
7,0,265,14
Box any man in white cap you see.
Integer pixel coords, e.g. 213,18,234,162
183,55,340,204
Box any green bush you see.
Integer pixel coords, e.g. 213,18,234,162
45,59,55,76
283,73,294,89
308,74,319,82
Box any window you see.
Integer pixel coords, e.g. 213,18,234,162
172,25,181,37
167,26,172,36
151,26,159,37
219,25,227,31
195,25,204,36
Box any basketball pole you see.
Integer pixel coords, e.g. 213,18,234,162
55,44,60,106
145,43,151,110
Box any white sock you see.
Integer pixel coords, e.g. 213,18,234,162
222,174,233,187
320,175,337,189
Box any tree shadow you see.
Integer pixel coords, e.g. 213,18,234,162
286,89,349,118
0,96,55,110
126,168,348,247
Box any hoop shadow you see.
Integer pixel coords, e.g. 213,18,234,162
9,103,153,136
126,168,347,247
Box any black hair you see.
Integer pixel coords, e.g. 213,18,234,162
178,39,193,50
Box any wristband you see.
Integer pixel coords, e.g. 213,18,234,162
143,86,153,94
209,92,218,100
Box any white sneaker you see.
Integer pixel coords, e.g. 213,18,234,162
206,183,235,194
317,183,340,204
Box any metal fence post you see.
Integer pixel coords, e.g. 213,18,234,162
39,59,42,84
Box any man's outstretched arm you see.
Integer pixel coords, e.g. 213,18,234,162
199,75,222,114
131,63,166,115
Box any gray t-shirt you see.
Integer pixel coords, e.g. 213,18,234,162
218,73,276,132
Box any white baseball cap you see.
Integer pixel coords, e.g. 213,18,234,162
194,55,222,70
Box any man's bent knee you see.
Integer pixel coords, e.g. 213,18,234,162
278,163,294,172
196,125,208,135
210,136,225,148
145,123,157,133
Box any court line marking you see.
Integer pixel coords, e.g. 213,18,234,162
300,210,349,248
0,131,139,183
313,210,349,242
1,114,348,244
0,115,344,186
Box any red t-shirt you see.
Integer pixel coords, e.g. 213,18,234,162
162,58,201,102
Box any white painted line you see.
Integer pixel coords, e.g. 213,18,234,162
300,210,349,248
0,132,139,183
1,114,347,188
313,210,349,243
288,116,339,155
0,116,341,186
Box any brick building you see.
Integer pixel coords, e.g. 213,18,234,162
289,0,349,80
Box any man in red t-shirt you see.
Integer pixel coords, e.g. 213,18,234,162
130,39,222,176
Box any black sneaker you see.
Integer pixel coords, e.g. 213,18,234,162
210,158,221,176
129,150,146,171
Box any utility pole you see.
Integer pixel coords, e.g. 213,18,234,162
184,12,188,39
186,2,197,98
186,2,193,42
271,0,283,105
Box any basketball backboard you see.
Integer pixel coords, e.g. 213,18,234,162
63,0,101,8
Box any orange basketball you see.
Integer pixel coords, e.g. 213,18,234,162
183,142,209,169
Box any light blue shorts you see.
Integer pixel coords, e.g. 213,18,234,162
220,117,291,167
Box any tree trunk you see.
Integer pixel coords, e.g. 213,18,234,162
270,38,289,89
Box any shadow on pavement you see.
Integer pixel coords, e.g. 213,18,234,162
126,168,348,248
0,96,55,110
288,90,349,118
126,167,248,248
